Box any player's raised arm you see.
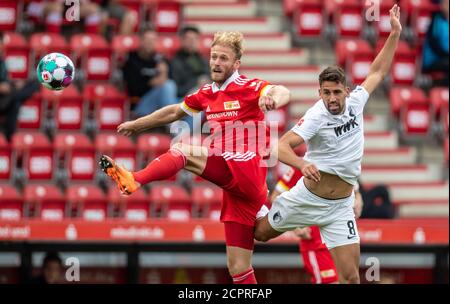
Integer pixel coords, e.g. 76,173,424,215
117,103,187,136
361,4,402,95
258,85,291,112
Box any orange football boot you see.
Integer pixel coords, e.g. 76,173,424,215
99,155,140,195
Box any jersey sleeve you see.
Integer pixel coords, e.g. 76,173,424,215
180,89,203,116
291,108,321,142
248,79,272,100
348,85,370,114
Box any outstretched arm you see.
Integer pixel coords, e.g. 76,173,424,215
361,4,402,95
117,103,187,136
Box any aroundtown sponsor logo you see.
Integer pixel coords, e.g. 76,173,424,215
206,110,239,120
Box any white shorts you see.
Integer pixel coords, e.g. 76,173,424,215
268,177,360,249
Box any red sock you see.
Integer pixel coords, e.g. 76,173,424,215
132,149,186,185
232,268,257,284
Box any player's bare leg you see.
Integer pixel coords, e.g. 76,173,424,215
226,246,253,277
99,143,208,194
254,214,284,242
329,243,360,284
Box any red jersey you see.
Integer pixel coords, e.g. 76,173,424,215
181,72,271,155
275,166,327,252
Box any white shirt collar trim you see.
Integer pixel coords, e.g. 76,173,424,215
212,70,240,93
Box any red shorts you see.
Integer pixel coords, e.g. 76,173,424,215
301,248,339,284
201,150,268,227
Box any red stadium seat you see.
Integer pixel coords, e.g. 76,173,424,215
429,87,449,120
333,1,364,38
3,32,30,80
156,35,181,58
41,85,82,120
293,0,324,37
54,100,85,132
191,183,222,219
95,133,137,171
0,1,18,31
12,131,54,181
389,86,428,119
383,40,417,86
30,33,70,66
17,95,44,130
405,0,439,42
400,101,432,137
137,133,172,161
149,183,191,221
54,133,96,182
67,185,108,221
347,48,374,85
0,134,11,181
152,1,181,33
335,39,373,70
84,84,127,131
24,184,66,221
70,34,112,81
108,187,149,221
112,34,139,64
0,184,23,221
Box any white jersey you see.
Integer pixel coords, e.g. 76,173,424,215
291,86,370,185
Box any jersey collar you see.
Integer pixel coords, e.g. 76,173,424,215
212,70,240,93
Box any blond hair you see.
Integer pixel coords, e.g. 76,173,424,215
211,31,244,60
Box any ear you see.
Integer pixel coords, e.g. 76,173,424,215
234,59,241,70
345,86,351,96
318,88,322,97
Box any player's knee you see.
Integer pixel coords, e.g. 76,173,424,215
254,229,270,243
227,258,251,276
341,268,360,284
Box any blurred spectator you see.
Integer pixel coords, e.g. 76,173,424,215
0,32,40,142
421,0,449,86
358,181,395,219
26,0,63,33
28,252,64,284
170,25,210,99
100,0,138,35
122,27,177,118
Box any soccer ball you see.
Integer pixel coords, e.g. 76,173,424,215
36,53,75,90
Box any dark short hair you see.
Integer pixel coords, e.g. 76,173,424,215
179,25,201,37
139,25,157,37
319,66,347,86
43,252,62,268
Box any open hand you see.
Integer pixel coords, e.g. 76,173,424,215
300,161,321,182
390,4,402,34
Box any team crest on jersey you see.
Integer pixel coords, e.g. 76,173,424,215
223,100,241,110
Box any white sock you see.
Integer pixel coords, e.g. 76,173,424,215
256,204,269,220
